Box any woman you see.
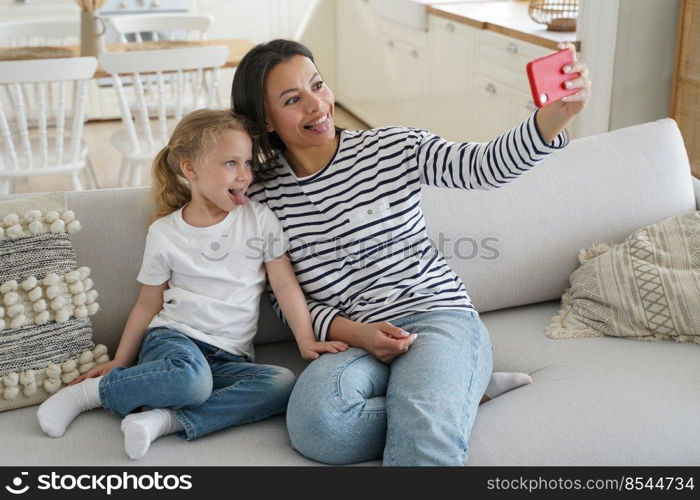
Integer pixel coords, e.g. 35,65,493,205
231,39,591,466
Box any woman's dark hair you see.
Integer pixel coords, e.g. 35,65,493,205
231,39,341,180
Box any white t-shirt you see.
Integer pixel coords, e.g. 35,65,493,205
137,199,288,360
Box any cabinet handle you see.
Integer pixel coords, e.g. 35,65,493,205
411,49,419,59
446,23,455,32
506,42,518,54
485,83,497,94
386,39,394,48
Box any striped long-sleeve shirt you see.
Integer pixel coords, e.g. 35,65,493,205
248,111,569,340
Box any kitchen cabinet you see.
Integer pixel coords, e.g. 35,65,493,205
375,20,428,128
336,0,430,128
335,3,551,142
470,29,548,141
336,0,383,126
427,15,476,141
0,0,79,23
195,0,274,42
471,73,511,142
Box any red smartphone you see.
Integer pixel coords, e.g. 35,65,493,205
526,49,580,108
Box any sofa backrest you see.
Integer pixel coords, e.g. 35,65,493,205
1,119,696,352
421,118,696,314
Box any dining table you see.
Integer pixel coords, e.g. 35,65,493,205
0,38,256,78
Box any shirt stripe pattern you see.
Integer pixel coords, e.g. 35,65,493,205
248,111,569,340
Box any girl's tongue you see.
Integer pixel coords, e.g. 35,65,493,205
230,190,247,205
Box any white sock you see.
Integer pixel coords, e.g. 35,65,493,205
484,372,532,399
121,408,184,460
37,376,103,437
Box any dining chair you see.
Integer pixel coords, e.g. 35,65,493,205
99,45,228,187
0,20,79,47
106,14,212,43
0,57,99,194
106,14,220,118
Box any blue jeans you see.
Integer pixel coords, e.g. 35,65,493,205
286,309,493,465
98,327,296,440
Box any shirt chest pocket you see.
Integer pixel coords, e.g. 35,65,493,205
342,201,397,255
345,201,393,225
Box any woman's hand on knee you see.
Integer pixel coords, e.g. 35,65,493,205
361,322,417,364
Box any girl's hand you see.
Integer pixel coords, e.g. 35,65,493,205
68,360,126,386
299,340,349,360
359,321,418,364
554,42,592,117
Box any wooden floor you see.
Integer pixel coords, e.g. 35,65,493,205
12,105,369,194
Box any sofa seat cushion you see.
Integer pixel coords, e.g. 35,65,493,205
2,342,319,466
468,301,700,465
4,302,699,466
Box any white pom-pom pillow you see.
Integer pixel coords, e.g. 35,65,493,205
0,193,110,412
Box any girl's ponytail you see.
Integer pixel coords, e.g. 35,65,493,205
151,145,191,222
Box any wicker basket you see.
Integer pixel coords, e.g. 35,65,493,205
528,0,579,32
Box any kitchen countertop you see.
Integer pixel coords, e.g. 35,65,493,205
428,0,580,51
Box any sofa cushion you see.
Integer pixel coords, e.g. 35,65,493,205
546,211,700,345
0,341,318,466
4,301,699,466
422,119,696,314
468,301,700,466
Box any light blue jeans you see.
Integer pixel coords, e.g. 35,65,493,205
286,309,493,466
98,327,296,440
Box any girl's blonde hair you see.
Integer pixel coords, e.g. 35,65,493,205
151,108,257,221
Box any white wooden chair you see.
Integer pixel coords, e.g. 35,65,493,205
0,20,83,127
0,20,79,47
0,57,99,194
106,14,219,118
106,14,212,43
99,46,228,187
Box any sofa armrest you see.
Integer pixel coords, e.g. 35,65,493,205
694,177,700,210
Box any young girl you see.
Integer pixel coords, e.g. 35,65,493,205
36,109,347,459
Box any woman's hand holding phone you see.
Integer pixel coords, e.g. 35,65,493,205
530,42,591,114
528,42,592,142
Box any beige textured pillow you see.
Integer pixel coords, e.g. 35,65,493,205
547,211,700,345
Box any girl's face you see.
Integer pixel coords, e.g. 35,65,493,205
184,129,253,213
263,55,336,150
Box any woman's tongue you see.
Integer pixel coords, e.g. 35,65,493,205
306,115,330,133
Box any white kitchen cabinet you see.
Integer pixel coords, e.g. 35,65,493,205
374,32,428,128
0,0,79,23
470,30,550,142
194,0,275,42
427,14,477,141
336,0,430,129
471,73,511,142
510,87,538,128
336,0,383,126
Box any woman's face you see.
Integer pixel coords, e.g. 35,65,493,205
263,55,336,150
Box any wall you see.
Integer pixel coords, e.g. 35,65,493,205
609,0,681,130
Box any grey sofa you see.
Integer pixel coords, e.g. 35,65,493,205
2,118,699,466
